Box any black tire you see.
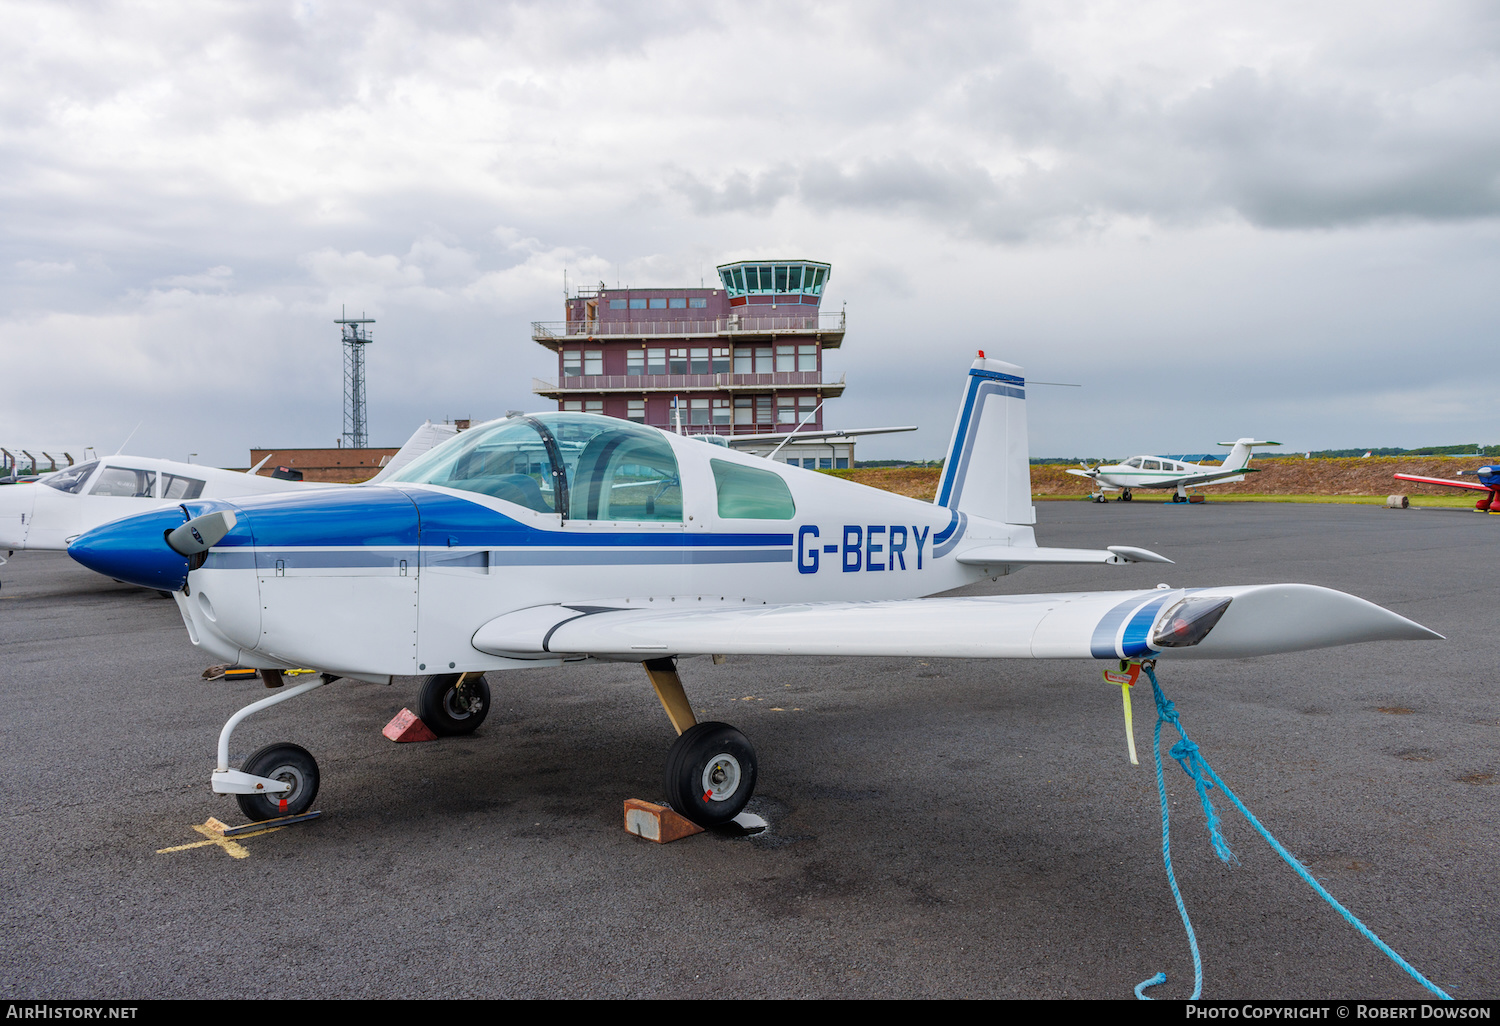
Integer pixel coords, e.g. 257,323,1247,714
417,673,491,736
664,721,758,827
236,742,319,821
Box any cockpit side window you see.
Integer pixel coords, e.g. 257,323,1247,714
569,432,681,522
711,459,795,519
1142,459,1161,471
90,467,157,497
43,461,98,493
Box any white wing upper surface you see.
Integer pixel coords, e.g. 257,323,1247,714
471,584,1439,663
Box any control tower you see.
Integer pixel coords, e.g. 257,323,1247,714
531,260,855,467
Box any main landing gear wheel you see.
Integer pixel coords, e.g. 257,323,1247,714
236,742,320,822
417,673,491,736
664,721,758,827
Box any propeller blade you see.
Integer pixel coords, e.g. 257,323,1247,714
165,510,238,556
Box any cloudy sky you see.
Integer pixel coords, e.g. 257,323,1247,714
2,0,1497,466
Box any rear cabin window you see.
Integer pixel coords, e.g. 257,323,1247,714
711,459,795,520
162,474,205,500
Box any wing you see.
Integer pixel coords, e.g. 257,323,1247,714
724,426,918,447
471,585,1439,663
1393,473,1491,493
1157,467,1259,488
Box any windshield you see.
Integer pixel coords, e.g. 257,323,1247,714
391,414,681,521
42,461,98,493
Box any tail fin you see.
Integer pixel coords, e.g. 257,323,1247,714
1216,438,1280,472
935,356,1034,525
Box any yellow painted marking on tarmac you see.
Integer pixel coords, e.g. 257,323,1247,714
156,818,284,859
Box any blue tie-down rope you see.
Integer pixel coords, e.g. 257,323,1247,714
1134,665,1452,1001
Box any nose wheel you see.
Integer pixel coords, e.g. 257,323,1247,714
235,742,320,822
664,721,758,827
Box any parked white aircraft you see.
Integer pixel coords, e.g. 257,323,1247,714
1066,439,1281,503
0,421,459,558
68,360,1434,826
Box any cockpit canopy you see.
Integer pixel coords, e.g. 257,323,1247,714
391,414,683,522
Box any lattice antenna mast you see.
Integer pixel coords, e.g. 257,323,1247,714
335,306,375,449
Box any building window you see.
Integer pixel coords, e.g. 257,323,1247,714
756,396,773,425
627,349,644,375
562,351,581,377
734,397,753,425
711,347,730,373
798,344,818,372
689,297,708,308
690,348,709,374
627,399,645,423
609,299,627,310
799,396,818,418
563,401,583,412
835,457,849,469
690,398,710,425
755,346,773,373
668,348,689,374
712,398,731,426
669,297,687,309
647,348,666,374
734,347,752,374
776,344,796,372
583,350,603,375
819,458,833,470
630,298,647,310
585,400,603,414
649,297,667,309
777,396,797,424
788,266,803,292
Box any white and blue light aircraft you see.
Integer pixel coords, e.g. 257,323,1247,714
1066,439,1281,503
68,358,1438,827
0,421,457,560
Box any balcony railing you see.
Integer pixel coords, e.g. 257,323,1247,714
531,312,845,341
532,372,846,394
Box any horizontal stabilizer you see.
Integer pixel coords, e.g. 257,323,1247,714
470,584,1439,662
955,544,1172,566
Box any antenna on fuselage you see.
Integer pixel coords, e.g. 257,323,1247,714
113,421,143,456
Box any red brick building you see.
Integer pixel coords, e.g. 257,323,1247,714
531,260,854,467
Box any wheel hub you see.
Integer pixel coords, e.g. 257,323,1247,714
701,753,742,802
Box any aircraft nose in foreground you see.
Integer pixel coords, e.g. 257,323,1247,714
67,506,196,590
0,483,36,549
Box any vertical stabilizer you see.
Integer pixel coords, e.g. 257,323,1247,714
1216,438,1279,472
935,356,1034,525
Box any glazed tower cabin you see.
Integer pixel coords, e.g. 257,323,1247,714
531,260,853,468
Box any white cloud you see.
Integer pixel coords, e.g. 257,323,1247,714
1,0,1497,464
